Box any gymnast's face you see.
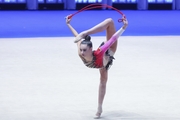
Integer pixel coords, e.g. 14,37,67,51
80,44,92,57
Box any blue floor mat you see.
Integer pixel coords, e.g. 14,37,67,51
0,10,180,38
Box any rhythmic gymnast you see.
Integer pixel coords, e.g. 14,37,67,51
65,13,128,119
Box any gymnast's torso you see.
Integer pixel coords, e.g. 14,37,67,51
79,42,115,70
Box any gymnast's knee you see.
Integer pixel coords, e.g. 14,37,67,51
105,18,114,24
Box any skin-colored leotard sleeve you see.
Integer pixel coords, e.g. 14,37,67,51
99,27,125,53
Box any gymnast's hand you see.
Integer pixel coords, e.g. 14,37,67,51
65,14,72,24
122,15,128,29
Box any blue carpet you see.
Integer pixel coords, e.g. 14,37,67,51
0,10,180,38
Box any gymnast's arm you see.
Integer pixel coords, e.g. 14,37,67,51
65,15,82,55
65,15,78,37
100,17,128,52
112,16,128,38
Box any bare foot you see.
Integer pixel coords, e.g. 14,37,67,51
74,31,87,43
94,112,101,119
94,107,102,119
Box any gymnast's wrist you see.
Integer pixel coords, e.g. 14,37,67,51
123,24,128,30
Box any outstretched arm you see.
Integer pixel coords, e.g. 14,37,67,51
100,16,128,52
65,15,82,54
65,15,78,37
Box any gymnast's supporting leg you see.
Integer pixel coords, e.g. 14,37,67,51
94,68,108,119
94,18,127,119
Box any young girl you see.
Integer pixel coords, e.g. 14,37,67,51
65,14,128,119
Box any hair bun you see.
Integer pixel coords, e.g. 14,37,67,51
85,35,91,41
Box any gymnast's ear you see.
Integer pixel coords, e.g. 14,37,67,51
85,35,91,41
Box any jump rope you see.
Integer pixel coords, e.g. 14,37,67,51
66,3,126,23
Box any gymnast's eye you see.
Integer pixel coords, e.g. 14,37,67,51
80,49,87,52
83,49,87,52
